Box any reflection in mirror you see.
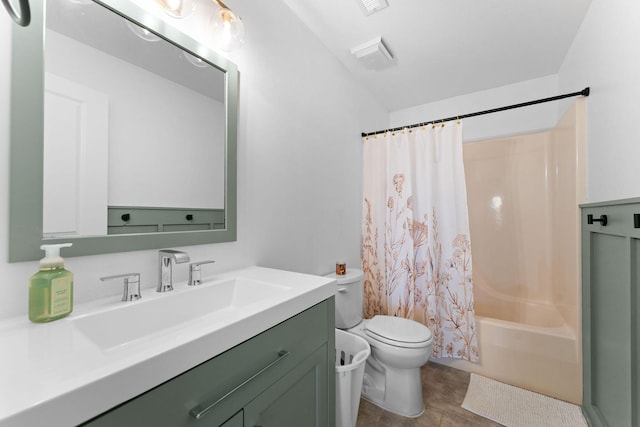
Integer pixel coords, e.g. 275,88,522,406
8,0,238,262
44,0,226,238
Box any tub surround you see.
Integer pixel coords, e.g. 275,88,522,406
0,266,335,426
440,100,585,405
464,100,584,336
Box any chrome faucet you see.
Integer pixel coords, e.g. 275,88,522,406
157,249,190,292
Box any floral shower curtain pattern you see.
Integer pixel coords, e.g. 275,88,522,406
362,122,479,362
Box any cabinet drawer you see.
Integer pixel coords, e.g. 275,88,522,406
82,300,330,427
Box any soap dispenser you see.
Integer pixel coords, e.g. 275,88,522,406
29,243,74,323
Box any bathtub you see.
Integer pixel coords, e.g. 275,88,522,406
435,301,582,404
441,101,585,405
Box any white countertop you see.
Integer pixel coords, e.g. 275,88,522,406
0,266,336,427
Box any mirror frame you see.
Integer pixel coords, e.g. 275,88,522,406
8,0,238,262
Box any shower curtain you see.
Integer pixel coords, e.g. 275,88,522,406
361,122,479,362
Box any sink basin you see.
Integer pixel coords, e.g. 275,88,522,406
72,277,291,350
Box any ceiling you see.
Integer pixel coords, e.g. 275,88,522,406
281,0,593,112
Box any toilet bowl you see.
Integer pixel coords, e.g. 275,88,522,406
326,269,434,418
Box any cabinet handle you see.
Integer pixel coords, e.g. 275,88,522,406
189,350,290,420
587,214,607,226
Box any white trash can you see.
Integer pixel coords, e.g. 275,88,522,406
335,329,371,427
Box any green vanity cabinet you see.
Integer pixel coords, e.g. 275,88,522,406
581,199,640,427
220,411,243,427
81,299,335,427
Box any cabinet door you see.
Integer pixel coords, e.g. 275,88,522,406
244,345,329,427
582,202,640,427
221,410,243,427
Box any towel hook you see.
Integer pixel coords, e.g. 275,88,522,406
2,0,30,27
587,214,607,226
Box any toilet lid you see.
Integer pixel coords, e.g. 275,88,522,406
365,315,433,348
324,269,364,285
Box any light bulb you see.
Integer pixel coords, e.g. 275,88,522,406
155,0,194,19
209,4,245,51
126,20,161,42
182,51,209,68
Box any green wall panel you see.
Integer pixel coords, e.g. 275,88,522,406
582,198,640,427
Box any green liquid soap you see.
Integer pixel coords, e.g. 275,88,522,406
29,243,74,323
29,267,73,323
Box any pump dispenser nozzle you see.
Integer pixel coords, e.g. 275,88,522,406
39,243,72,269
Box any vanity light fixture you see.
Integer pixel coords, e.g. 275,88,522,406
209,0,245,52
2,0,30,26
155,0,194,19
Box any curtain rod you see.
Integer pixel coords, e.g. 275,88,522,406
360,87,590,138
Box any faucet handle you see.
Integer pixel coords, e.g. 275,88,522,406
188,260,216,286
100,273,142,302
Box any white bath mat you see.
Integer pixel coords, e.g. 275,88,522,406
461,373,588,427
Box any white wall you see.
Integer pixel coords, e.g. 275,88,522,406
0,0,387,320
390,75,560,143
557,0,640,202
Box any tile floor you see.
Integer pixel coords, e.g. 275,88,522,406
355,362,503,427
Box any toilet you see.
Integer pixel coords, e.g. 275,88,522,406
326,269,433,418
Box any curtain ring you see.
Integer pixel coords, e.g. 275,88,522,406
2,0,30,27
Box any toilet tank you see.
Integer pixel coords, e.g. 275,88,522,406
325,269,364,329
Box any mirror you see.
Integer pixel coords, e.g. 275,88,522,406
8,0,238,262
44,0,227,238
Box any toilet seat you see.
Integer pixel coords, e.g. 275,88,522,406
365,315,433,349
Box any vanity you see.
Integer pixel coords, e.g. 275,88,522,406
0,267,336,426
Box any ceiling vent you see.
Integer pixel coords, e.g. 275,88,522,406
357,0,389,16
351,37,394,70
